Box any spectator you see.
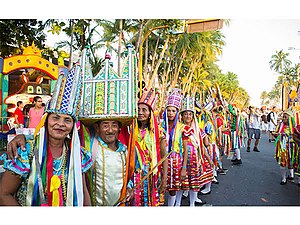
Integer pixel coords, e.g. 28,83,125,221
23,103,33,128
28,96,44,128
246,106,262,152
14,101,24,128
268,106,278,143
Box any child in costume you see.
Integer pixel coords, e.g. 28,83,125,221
161,88,185,206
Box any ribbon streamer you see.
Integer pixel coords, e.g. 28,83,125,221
50,175,61,206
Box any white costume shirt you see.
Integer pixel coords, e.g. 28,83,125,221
91,136,127,206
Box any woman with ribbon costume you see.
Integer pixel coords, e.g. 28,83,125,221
0,64,93,206
273,109,298,185
203,109,222,185
128,87,167,206
193,107,217,196
180,96,214,206
161,88,186,206
215,105,232,159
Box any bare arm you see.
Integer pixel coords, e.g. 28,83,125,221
0,171,22,206
7,134,26,159
217,127,223,146
159,137,168,193
203,136,214,167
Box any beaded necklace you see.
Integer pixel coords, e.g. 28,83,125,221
46,144,68,204
60,145,68,202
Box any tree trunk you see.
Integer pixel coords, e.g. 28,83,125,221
148,35,170,89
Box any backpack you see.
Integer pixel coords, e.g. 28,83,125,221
267,112,273,122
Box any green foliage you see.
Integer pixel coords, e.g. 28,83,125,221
265,49,300,106
0,19,46,57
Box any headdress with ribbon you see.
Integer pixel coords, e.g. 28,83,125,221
26,63,84,206
166,88,183,110
138,87,159,111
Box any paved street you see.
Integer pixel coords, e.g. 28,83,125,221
180,132,300,206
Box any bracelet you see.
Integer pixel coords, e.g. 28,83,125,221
182,165,187,169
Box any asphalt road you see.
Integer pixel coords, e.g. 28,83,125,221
179,132,300,206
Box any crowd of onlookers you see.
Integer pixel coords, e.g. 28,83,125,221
10,96,45,129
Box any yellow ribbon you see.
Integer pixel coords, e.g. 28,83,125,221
50,175,61,206
34,113,48,137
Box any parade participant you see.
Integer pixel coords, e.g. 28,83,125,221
131,88,167,206
180,96,213,206
246,106,262,152
78,44,137,206
292,120,300,186
0,65,92,206
14,101,25,128
273,109,297,185
28,96,45,129
199,108,220,192
268,106,278,143
215,105,231,171
161,88,184,206
228,104,245,165
84,119,134,206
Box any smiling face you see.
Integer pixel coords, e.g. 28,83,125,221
95,120,120,147
181,110,194,125
283,113,289,124
138,103,151,123
167,106,177,121
47,113,74,141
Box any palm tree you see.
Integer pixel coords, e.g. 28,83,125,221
269,50,292,109
260,91,269,106
269,50,292,75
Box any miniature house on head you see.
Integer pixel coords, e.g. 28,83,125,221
79,44,138,126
